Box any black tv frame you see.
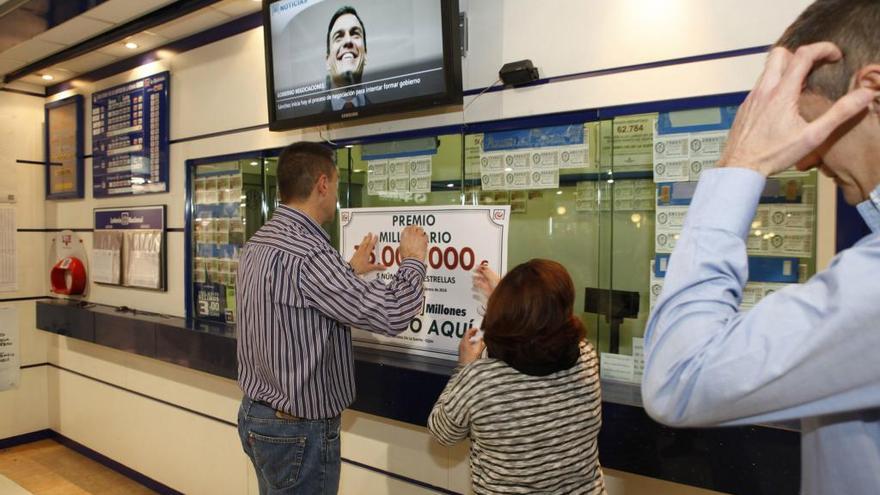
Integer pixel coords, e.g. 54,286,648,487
262,0,463,131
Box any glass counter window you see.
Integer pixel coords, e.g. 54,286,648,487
466,123,605,352
184,95,818,376
190,158,264,324
599,105,820,385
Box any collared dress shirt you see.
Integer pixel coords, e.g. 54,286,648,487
237,205,425,419
643,168,880,494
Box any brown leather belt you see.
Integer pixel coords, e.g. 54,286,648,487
255,400,300,420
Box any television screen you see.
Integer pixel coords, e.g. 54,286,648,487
264,0,462,131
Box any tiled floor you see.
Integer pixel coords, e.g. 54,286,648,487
0,439,156,495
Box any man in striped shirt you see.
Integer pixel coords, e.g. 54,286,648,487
236,142,427,494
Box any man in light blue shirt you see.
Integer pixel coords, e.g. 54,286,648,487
642,1,880,493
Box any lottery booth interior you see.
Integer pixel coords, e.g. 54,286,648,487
183,94,820,421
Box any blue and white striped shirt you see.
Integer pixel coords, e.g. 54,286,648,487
236,205,426,418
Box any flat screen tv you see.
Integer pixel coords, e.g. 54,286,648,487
263,0,462,131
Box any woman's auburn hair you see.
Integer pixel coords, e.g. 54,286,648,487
482,259,585,373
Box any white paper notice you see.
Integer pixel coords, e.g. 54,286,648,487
654,229,680,254
480,148,563,191
653,129,729,182
655,205,689,230
127,250,160,288
0,207,15,292
600,352,635,383
0,306,19,391
632,338,645,380
92,248,120,284
649,260,664,312
368,157,433,196
558,146,589,169
576,181,597,212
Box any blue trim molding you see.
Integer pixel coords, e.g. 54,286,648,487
53,433,184,495
462,45,770,98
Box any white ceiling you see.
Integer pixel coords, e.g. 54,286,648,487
0,0,261,89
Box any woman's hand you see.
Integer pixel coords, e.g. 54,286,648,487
473,264,501,299
459,327,485,366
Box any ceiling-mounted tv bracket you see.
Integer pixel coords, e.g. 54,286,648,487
459,12,468,57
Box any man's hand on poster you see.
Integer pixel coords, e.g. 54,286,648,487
459,327,486,366
399,225,428,262
349,233,385,275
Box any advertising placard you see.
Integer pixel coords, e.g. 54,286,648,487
340,205,510,360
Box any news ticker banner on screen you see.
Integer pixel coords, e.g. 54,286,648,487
340,205,510,360
91,72,170,197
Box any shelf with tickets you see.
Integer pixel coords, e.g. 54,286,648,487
611,103,823,386
464,122,605,350
348,135,455,208
189,157,263,325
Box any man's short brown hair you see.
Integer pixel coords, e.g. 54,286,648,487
777,0,880,100
276,142,336,203
482,259,586,376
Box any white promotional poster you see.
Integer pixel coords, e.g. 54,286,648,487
339,205,510,360
0,306,19,391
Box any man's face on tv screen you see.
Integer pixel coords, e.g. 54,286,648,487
327,13,366,86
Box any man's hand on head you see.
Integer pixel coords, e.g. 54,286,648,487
719,42,876,176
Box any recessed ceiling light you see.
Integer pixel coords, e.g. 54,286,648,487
41,74,54,81
124,42,139,49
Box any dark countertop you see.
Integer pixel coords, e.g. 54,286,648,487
35,298,800,494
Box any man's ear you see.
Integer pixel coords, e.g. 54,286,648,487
854,64,880,114
315,174,329,196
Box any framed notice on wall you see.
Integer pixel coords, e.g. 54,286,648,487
93,206,166,290
91,72,169,197
45,95,84,199
339,205,510,360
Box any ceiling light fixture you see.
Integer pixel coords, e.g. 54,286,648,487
41,74,53,81
124,42,139,49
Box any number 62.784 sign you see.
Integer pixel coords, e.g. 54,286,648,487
339,205,510,360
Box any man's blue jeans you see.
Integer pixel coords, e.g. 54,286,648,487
238,396,341,494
